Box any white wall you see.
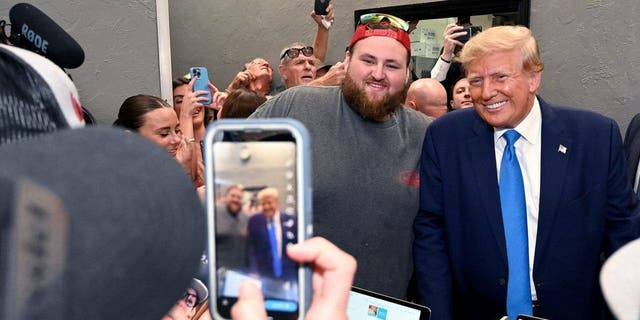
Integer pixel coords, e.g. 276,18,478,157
1,0,162,124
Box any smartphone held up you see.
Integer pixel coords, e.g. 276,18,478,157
204,119,312,320
190,66,213,105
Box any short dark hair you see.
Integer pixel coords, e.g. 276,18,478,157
220,88,267,119
113,95,172,131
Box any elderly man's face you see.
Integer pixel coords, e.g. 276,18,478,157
246,58,273,81
260,195,279,218
466,49,541,129
279,52,317,88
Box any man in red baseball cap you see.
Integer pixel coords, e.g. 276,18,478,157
250,13,431,298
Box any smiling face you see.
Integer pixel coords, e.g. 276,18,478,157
466,49,541,129
260,195,279,219
342,36,409,121
137,107,182,157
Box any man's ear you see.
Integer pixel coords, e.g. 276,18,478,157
344,51,351,69
528,71,542,93
406,100,417,110
278,64,288,81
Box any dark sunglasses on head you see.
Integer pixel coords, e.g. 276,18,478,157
281,46,314,60
359,13,409,32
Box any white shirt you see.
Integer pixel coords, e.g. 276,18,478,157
494,97,542,300
634,160,640,193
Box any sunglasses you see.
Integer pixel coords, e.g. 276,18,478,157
280,46,314,61
359,13,409,32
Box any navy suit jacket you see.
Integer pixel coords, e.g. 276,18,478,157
624,113,640,199
414,99,638,320
247,212,298,280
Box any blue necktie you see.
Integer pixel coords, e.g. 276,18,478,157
267,219,282,278
499,130,533,318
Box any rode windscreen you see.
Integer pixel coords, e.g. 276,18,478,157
9,3,85,69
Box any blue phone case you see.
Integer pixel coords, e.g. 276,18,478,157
189,67,212,105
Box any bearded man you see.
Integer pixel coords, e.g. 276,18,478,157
250,15,431,298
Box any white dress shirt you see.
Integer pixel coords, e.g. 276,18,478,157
494,97,542,300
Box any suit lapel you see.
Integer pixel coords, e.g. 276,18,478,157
468,115,508,266
534,101,572,270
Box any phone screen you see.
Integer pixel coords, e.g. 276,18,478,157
205,120,311,320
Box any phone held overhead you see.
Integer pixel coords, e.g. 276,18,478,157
190,67,213,105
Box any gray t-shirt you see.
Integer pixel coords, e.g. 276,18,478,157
250,86,431,298
215,203,249,270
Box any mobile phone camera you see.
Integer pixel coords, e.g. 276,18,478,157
458,25,482,43
193,68,201,78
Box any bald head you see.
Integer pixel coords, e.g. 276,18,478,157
404,78,448,118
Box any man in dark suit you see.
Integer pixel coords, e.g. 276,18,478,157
247,187,297,280
414,26,638,320
624,113,640,199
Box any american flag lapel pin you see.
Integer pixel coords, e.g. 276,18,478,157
558,144,567,154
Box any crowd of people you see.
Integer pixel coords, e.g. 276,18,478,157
2,3,640,320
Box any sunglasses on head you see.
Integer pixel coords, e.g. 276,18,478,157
281,46,314,60
359,13,409,32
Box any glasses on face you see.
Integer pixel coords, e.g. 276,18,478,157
280,46,314,61
359,13,409,32
182,291,198,308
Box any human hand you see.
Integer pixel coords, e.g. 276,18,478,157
442,23,466,60
230,237,356,320
181,77,209,118
311,3,334,29
227,70,255,92
312,61,346,86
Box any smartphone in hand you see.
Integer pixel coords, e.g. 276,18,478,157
205,119,313,320
189,66,212,105
314,0,329,16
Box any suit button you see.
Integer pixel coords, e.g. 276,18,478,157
499,278,507,286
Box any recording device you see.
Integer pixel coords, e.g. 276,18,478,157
313,0,332,29
8,3,85,69
458,25,482,43
314,0,329,16
205,119,312,320
190,67,213,105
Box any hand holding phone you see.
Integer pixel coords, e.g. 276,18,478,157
232,238,357,320
313,0,332,29
190,67,213,105
205,119,312,320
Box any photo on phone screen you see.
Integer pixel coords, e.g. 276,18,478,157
205,119,312,320
189,66,212,105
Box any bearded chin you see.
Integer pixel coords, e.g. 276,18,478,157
341,74,407,121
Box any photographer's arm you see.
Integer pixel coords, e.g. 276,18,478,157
311,3,334,63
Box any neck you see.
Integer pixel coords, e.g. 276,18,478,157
249,77,271,95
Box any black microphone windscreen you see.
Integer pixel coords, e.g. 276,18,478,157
9,3,85,69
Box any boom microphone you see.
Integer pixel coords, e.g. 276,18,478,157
9,3,85,69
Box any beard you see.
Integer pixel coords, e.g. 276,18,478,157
341,73,407,121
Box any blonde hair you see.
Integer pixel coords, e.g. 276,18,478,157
257,187,279,201
459,25,544,73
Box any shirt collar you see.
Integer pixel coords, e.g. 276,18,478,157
494,96,541,145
